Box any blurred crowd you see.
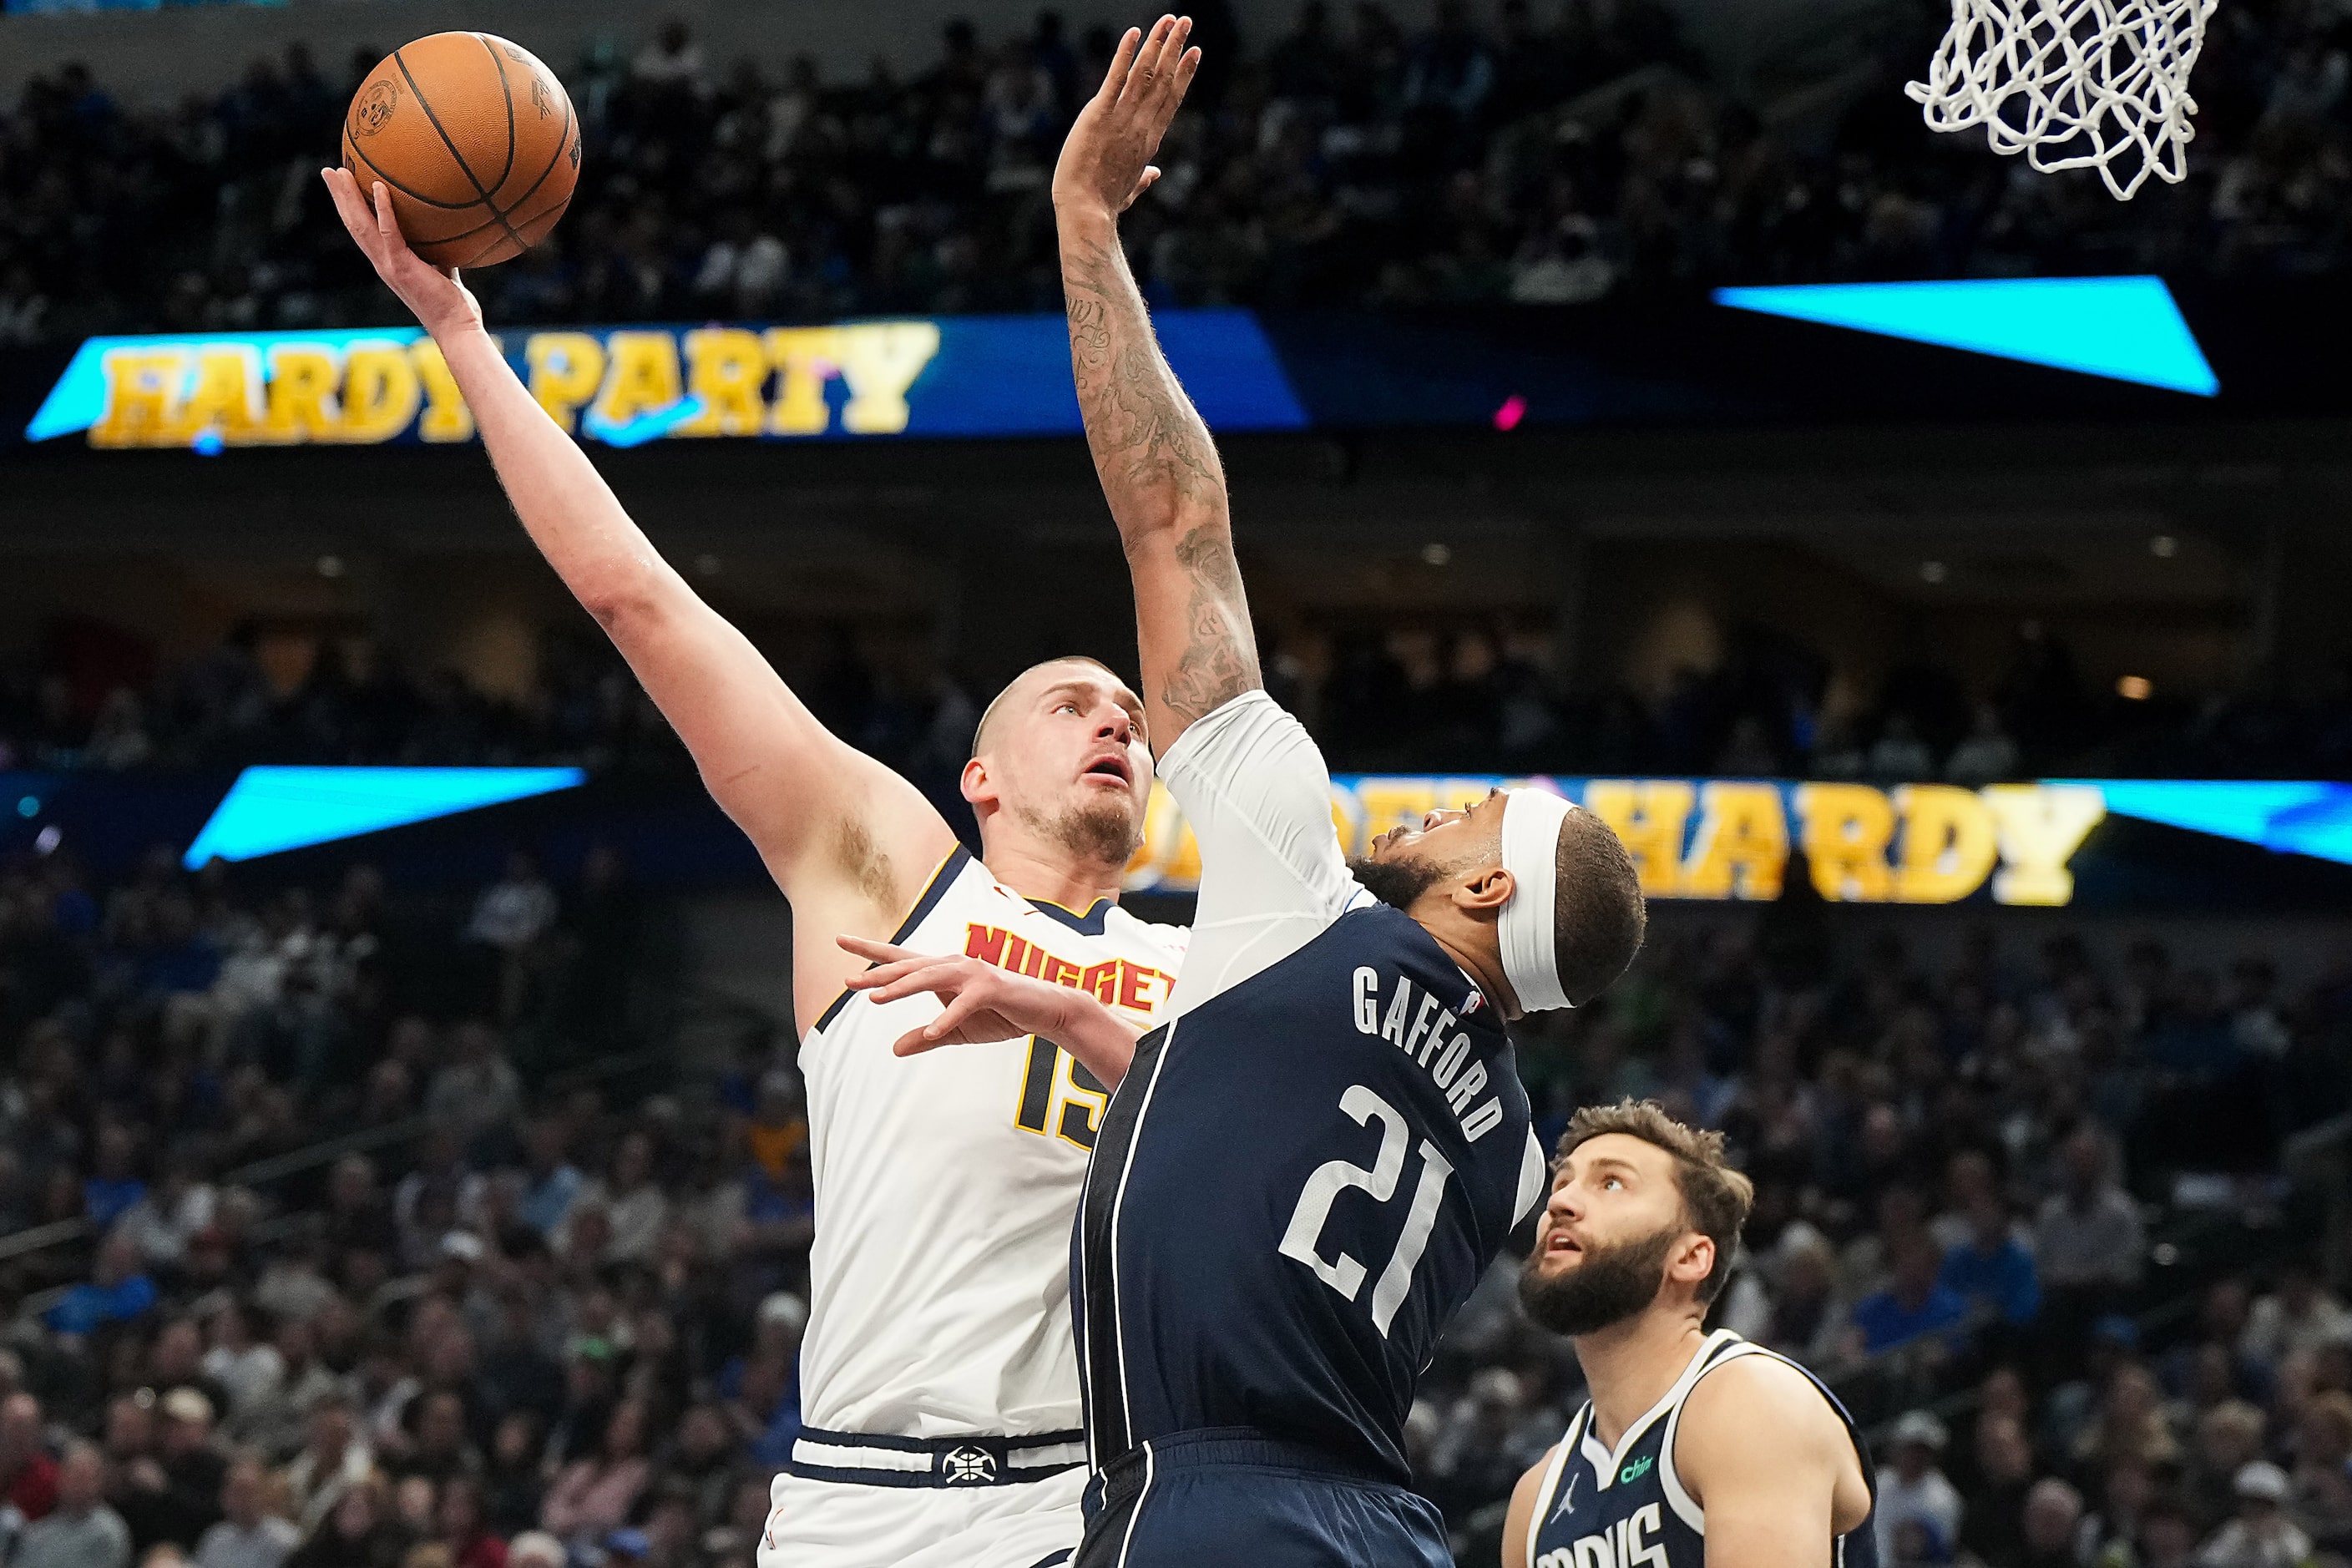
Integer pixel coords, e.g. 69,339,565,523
9,0,2352,343
6,612,2351,784
0,842,807,1568
1421,908,2352,1565
0,817,2347,1565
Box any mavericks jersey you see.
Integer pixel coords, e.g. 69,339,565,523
1076,902,1545,1482
1525,1330,1879,1568
798,847,1187,1439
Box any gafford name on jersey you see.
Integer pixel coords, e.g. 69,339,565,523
1351,964,1510,1143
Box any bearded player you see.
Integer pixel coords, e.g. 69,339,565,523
1503,1100,1877,1568
852,20,1644,1565
322,170,1189,1568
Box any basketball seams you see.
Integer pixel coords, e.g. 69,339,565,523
344,129,481,212
391,45,529,255
489,89,576,236
471,33,519,195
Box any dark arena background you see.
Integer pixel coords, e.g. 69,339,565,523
2,1,2351,1565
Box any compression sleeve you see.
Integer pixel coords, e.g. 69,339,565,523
1157,690,1374,1017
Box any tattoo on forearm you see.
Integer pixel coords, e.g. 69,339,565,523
1161,526,1261,722
1064,230,1258,723
1064,238,1220,503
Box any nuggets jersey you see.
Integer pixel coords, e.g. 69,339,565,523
797,847,1188,1439
1076,902,1545,1483
1525,1330,1879,1568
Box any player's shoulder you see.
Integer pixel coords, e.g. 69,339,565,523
1679,1344,1849,1466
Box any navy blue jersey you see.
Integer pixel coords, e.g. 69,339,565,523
1074,902,1545,1484
1526,1331,1879,1568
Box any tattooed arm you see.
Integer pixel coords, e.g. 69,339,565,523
1055,17,1260,756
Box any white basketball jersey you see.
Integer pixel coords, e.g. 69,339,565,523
797,847,1188,1439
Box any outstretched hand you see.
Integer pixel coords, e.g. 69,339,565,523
320,166,483,339
837,934,1090,1056
1052,14,1201,222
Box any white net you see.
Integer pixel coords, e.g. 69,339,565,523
1905,0,2218,200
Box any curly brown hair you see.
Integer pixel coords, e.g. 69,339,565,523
1559,1098,1755,1306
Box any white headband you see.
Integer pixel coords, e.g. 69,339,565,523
1499,788,1576,1014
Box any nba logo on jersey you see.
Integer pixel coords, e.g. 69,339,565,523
1537,1501,1669,1568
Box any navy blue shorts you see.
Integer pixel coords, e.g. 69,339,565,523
1075,1430,1451,1568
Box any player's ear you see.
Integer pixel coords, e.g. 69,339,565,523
1450,864,1513,916
1672,1232,1714,1292
960,756,994,807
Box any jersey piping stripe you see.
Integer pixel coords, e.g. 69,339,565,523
1029,897,1111,935
1525,1429,1576,1568
1077,1016,1173,1465
1107,1022,1174,1469
806,845,973,1038
1114,1439,1156,1568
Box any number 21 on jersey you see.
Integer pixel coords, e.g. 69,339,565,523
1279,1084,1454,1338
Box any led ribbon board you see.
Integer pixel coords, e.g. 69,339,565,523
1713,276,2220,397
27,311,1308,451
183,766,585,867
1123,777,2352,904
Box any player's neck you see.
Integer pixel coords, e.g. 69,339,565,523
980,834,1125,916
1572,1308,1712,1452
1409,912,1516,1020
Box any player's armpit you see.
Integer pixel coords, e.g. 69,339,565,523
1500,1449,1557,1568
1672,1358,1866,1568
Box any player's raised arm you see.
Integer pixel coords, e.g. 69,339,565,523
321,169,958,1023
1054,18,1259,757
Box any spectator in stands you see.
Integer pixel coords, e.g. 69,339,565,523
515,1120,584,1238
117,1388,227,1552
2240,1258,2352,1368
2198,1461,2311,1568
1939,1185,2043,1328
191,1454,297,1568
2037,1125,2145,1317
464,853,559,1023
2188,1401,2270,1531
44,1233,158,1337
279,1396,372,1537
539,1397,652,1547
114,1153,219,1273
17,1442,130,1568
1959,1412,2036,1565
422,1024,521,1149
0,1391,58,1523
2130,1500,2205,1568
1875,1411,1965,1565
1851,1232,1970,1356
283,1474,402,1568
2021,1477,2086,1568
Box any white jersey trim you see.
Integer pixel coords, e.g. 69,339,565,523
1658,1338,1784,1535
1525,1424,1579,1568
1096,1015,1176,1469
1591,1328,1738,1491
1515,1130,1550,1227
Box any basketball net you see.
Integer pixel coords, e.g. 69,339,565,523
1906,0,2218,200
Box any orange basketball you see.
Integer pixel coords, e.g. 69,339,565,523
341,32,580,270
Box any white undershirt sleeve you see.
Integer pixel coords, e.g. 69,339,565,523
1156,690,1374,1018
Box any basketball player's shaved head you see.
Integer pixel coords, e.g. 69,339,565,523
971,656,1140,761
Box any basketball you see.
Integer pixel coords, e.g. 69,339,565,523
340,32,580,270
